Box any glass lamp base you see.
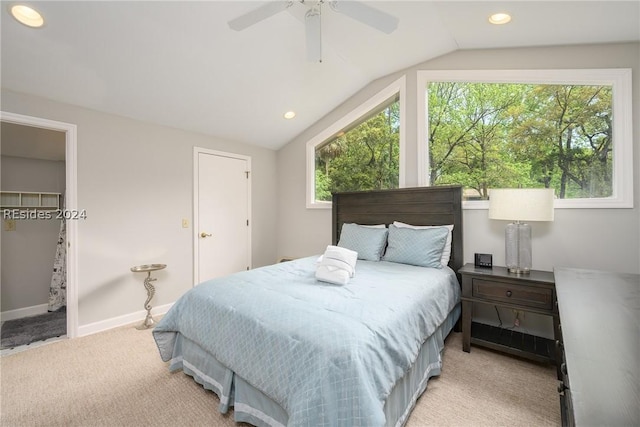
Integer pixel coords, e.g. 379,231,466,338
508,266,531,275
505,222,532,274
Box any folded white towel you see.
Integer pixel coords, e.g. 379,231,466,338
316,265,351,285
315,245,358,285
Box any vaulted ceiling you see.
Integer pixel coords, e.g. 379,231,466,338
2,1,639,151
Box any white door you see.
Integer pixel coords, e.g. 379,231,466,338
194,149,251,284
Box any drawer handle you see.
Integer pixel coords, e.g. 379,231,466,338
506,290,512,297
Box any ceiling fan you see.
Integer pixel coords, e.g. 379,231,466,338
228,1,399,63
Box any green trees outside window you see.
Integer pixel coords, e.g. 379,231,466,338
311,77,618,206
427,82,613,200
315,98,400,201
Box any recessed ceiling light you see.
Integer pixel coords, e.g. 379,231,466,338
489,13,511,25
10,4,44,28
283,111,296,119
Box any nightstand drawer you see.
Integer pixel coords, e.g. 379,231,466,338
472,279,554,310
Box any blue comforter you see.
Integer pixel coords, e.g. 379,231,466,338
154,256,460,426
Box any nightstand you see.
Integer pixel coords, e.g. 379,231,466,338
459,263,559,366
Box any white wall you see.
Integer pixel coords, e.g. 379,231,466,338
276,42,640,276
1,156,66,312
1,89,278,331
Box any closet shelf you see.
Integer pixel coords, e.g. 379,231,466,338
1,191,61,210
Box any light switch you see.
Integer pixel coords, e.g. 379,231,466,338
182,219,189,228
4,219,16,231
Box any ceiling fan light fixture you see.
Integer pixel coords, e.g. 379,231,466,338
227,0,399,61
488,12,511,25
10,4,44,28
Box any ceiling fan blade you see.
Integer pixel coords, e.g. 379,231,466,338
329,1,398,34
305,8,322,62
228,1,293,31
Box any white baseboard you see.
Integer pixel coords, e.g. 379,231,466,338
1,303,49,322
77,303,174,337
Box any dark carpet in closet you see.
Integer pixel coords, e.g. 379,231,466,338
1,307,66,349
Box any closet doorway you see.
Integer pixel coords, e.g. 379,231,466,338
0,112,78,348
193,148,251,284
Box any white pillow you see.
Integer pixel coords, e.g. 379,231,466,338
392,221,454,266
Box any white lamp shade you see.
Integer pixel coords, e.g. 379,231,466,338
488,188,555,222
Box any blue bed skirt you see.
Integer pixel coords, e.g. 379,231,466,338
165,303,460,427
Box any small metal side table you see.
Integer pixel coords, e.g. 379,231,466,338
130,263,166,330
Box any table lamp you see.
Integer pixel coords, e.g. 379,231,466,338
488,188,554,274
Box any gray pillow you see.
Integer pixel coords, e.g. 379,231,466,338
382,224,449,268
337,223,388,261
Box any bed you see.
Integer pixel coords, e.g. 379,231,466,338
154,185,463,427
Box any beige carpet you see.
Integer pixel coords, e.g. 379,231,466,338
0,324,560,426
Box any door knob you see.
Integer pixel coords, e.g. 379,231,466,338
200,232,212,238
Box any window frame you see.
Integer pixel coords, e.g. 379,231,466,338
417,69,633,209
306,76,406,209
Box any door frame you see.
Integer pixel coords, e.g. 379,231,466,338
193,147,251,285
0,111,78,338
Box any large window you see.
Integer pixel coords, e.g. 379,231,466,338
417,69,633,208
306,77,405,208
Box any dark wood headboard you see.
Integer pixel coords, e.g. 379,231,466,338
332,186,464,277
